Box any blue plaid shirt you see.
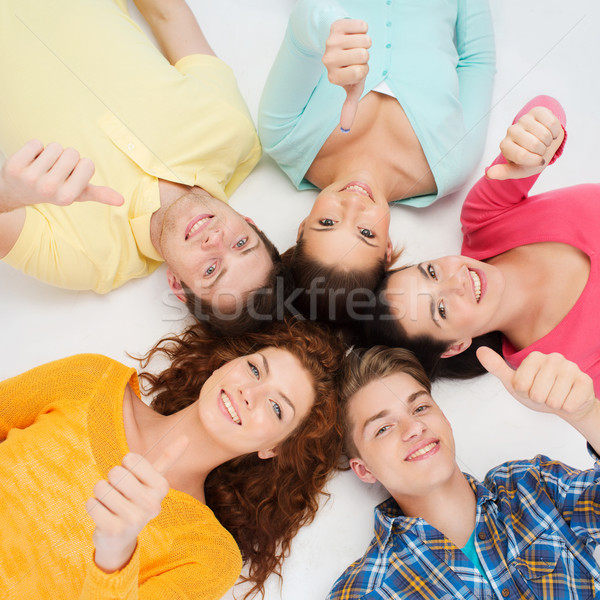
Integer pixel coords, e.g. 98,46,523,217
327,451,600,599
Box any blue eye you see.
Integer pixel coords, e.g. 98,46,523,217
248,361,259,378
235,238,248,248
360,228,374,238
375,424,390,437
319,219,334,227
205,263,216,276
270,400,282,420
427,264,437,280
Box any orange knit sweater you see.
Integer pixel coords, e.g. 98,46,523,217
0,354,242,599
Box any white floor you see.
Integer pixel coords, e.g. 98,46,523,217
1,1,599,598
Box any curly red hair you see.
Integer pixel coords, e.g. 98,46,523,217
138,319,345,597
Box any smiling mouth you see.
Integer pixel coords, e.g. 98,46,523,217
340,181,374,201
405,441,439,461
469,270,482,303
221,391,241,425
185,215,213,240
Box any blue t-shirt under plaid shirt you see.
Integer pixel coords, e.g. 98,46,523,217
327,451,600,600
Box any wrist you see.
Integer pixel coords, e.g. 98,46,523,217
564,398,600,441
93,539,137,574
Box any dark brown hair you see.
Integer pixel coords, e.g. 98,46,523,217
339,346,431,459
182,223,294,335
281,237,390,323
138,319,345,597
362,269,504,380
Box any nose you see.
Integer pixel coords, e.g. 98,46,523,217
399,416,426,442
202,224,224,248
238,382,260,410
443,265,469,296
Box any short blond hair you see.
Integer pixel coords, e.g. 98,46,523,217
340,346,431,459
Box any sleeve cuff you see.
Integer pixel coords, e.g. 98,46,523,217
80,546,140,600
512,95,567,164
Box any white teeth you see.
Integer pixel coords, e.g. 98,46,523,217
343,184,370,197
221,391,241,424
470,270,482,302
187,217,211,238
406,442,437,460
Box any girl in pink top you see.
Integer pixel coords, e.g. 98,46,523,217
367,95,600,394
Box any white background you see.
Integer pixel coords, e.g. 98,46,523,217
1,1,599,598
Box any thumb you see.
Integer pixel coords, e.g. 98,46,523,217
476,346,515,389
77,184,125,206
485,163,516,181
339,81,364,133
152,435,189,476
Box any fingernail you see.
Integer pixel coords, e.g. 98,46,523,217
340,127,350,133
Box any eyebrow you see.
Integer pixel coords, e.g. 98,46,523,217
308,227,377,248
258,352,295,416
360,390,430,436
417,264,441,329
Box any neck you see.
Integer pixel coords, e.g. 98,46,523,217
487,251,546,341
394,466,477,547
129,400,235,502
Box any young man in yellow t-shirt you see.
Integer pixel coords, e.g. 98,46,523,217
0,0,282,333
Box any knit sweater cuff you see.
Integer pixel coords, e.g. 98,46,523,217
80,546,140,600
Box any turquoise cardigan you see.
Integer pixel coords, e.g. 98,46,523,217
258,0,496,207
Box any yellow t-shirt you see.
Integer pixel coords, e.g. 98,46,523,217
0,0,261,292
0,354,242,599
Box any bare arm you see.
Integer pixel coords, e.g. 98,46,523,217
0,141,123,259
133,0,215,64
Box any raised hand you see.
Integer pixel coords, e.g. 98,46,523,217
322,19,371,133
86,436,189,573
0,140,124,213
486,106,565,181
477,347,597,424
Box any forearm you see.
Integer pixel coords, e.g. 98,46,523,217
80,547,140,600
258,0,346,148
133,0,214,63
461,95,567,232
456,0,496,133
566,400,600,456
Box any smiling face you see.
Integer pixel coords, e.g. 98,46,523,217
197,347,315,459
384,256,505,351
347,373,457,502
160,192,273,313
299,179,392,271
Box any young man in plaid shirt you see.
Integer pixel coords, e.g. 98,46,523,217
328,346,600,600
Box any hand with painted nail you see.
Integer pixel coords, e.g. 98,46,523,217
486,106,565,181
322,19,371,133
86,436,189,573
0,140,124,214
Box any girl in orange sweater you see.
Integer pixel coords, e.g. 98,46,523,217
0,320,343,599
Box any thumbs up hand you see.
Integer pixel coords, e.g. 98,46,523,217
86,436,189,573
477,347,596,424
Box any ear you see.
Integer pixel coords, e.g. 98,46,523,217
257,448,277,460
349,457,378,484
385,238,394,266
296,218,306,242
166,268,187,303
441,338,472,359
244,216,258,228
